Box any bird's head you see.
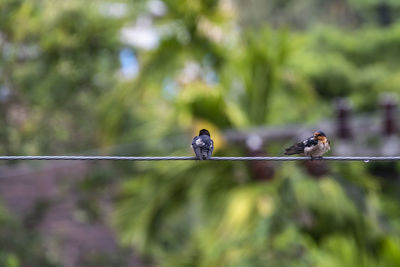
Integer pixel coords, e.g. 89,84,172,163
313,130,328,142
199,129,210,136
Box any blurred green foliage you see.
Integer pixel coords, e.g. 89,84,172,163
0,204,59,267
0,0,400,266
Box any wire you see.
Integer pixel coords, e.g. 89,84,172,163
0,156,399,161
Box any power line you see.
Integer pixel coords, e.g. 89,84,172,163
0,156,399,161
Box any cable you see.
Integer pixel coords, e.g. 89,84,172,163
0,156,399,161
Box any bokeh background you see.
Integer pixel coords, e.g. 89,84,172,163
0,0,400,266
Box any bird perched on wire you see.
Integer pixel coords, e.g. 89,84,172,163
284,131,330,158
192,129,214,160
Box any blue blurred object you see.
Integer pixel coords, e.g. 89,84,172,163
119,48,139,79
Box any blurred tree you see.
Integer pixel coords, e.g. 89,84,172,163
0,0,126,265
0,0,122,154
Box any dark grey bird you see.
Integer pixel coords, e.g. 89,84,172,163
192,129,214,160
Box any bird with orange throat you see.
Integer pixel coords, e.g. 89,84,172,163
285,131,330,158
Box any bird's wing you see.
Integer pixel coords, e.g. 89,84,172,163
285,136,318,155
207,139,214,159
192,136,200,147
284,141,305,155
205,137,213,149
199,136,212,148
192,136,202,159
303,137,318,147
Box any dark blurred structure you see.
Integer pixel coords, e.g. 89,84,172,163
246,134,274,181
302,160,330,178
377,3,392,27
380,93,398,136
335,98,353,140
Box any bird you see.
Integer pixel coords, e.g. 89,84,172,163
192,129,214,160
284,130,330,158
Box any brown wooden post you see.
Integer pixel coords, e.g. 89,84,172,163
380,93,398,136
335,98,353,140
